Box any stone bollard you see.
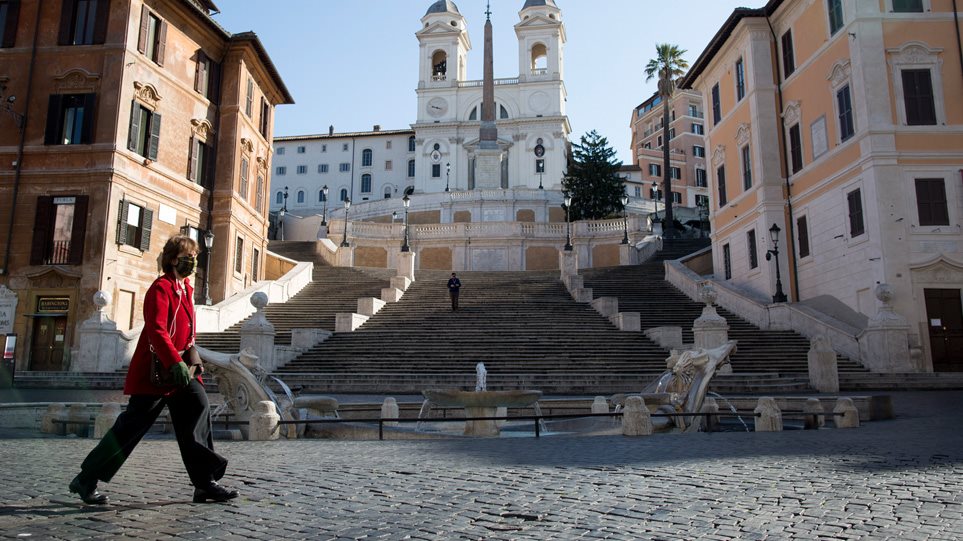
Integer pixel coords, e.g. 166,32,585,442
66,404,89,436
700,397,720,432
803,398,825,430
381,397,399,427
591,396,609,414
753,397,783,432
833,397,860,428
41,404,67,435
248,401,281,441
94,403,122,438
622,396,653,436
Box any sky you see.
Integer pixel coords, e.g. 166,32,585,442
211,0,768,163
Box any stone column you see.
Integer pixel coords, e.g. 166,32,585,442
858,284,916,372
807,335,839,393
622,396,653,436
397,251,416,282
693,283,729,351
381,397,399,427
754,397,783,432
240,292,276,372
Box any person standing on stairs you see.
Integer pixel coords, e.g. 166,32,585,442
447,272,462,311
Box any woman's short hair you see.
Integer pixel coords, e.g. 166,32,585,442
161,235,200,273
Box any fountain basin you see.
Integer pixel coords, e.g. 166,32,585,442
421,390,542,436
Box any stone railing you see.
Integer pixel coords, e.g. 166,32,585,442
329,217,643,243
457,77,520,88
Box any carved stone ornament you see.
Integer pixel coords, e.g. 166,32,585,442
782,100,802,126
887,41,944,67
190,119,215,140
827,60,852,88
699,281,718,307
54,69,100,93
711,145,726,167
239,138,254,153
909,255,963,284
132,81,161,108
256,156,268,171
735,123,751,146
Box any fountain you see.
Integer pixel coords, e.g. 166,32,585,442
420,363,542,436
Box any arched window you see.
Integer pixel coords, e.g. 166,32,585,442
319,190,327,202
407,159,416,177
468,106,477,121
431,50,448,80
384,187,392,199
340,188,348,202
408,136,416,152
531,43,548,73
361,174,372,193
275,191,283,204
361,149,373,167
297,190,305,203
500,105,510,119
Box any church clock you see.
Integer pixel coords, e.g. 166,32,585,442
427,97,449,118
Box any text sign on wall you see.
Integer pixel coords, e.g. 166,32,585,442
37,297,70,313
0,285,17,334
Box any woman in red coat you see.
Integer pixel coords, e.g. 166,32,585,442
69,235,238,505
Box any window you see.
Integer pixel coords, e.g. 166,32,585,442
362,149,373,167
711,83,721,125
384,187,392,199
781,30,795,78
296,190,304,203
693,146,705,158
735,58,746,101
275,192,283,204
276,166,286,175
45,94,95,145
649,163,661,177
695,194,709,208
116,199,152,251
692,123,704,135
789,124,803,174
847,188,865,237
385,160,392,171
643,142,651,149
339,163,350,172
670,167,681,180
319,164,328,173
194,52,220,101
361,174,372,193
321,144,327,153
234,237,243,274
251,248,260,282
342,143,349,152
386,140,392,149
695,168,707,187
828,0,844,35
188,137,213,187
276,147,285,155
408,159,416,178
137,8,166,65
837,84,855,141
259,98,270,138
915,179,949,226
738,146,751,190
255,175,264,213
432,164,441,178
747,230,758,269
902,69,936,126
245,78,254,117
239,158,249,199
723,243,732,280
297,146,306,154
1,0,21,48
672,192,682,204
30,195,87,265
408,136,416,152
296,165,307,175
339,188,348,202
634,186,641,198
657,135,663,148
127,102,161,160
893,0,923,11
59,0,108,46
717,166,727,207
318,189,327,202
797,215,810,258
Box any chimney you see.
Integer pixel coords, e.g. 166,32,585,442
329,125,334,136
373,125,381,132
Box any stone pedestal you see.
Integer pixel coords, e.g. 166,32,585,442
290,329,332,350
619,243,637,266
645,327,684,350
693,283,729,350
591,396,609,414
390,276,412,291
622,396,653,436
240,292,276,372
559,250,578,280
474,147,504,190
381,397,399,427
464,406,499,436
248,400,281,441
337,245,354,267
572,288,593,303
858,283,916,372
803,398,825,430
591,297,618,318
73,291,130,372
41,404,66,434
754,397,783,432
335,313,369,332
700,397,720,432
381,288,404,303
611,312,641,332
397,251,416,282
358,297,386,317
94,403,122,438
807,335,839,393
833,398,860,428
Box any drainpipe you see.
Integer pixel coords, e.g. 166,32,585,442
766,15,800,302
1,0,43,276
954,1,963,90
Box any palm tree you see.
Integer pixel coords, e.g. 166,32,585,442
645,43,689,237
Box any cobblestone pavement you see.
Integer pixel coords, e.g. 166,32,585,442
1,392,962,540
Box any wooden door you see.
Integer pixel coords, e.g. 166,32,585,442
924,289,963,372
30,316,67,371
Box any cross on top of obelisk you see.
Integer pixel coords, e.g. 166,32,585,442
485,1,491,21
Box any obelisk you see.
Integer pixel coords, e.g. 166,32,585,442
475,2,504,189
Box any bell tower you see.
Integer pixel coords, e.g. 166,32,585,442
515,0,565,82
416,0,471,89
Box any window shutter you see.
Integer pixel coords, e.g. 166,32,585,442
797,216,810,258
68,195,88,265
187,136,197,181
2,0,20,48
44,95,63,145
147,111,161,161
80,93,96,144
30,196,54,265
57,0,73,45
92,0,108,44
140,207,153,252
127,102,140,152
933,182,949,225
115,199,128,245
194,52,205,93
137,7,148,53
155,20,167,66
209,61,221,104
204,142,216,189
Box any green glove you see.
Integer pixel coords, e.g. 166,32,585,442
170,361,191,387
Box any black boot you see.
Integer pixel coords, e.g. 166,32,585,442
69,474,109,505
193,481,239,503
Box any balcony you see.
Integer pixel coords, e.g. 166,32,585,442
457,77,520,88
41,241,74,265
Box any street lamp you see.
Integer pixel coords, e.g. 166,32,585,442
278,185,288,241
203,230,214,306
445,162,451,192
563,194,573,251
320,185,329,226
651,180,660,222
340,198,351,247
401,194,411,252
765,223,788,303
620,194,629,245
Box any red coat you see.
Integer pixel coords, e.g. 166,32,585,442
124,273,198,396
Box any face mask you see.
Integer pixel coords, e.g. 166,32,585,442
175,256,197,277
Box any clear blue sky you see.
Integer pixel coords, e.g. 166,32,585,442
211,0,767,163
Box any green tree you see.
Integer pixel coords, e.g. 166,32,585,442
561,130,625,221
645,43,689,235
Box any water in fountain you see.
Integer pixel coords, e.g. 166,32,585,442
708,392,750,432
475,362,487,392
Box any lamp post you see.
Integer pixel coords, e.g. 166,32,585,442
278,186,288,241
563,194,573,251
340,198,351,247
620,194,629,245
401,194,411,252
320,184,329,226
765,223,788,303
538,171,544,190
651,180,660,222
203,230,214,306
445,162,450,192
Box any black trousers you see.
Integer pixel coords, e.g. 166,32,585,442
449,290,459,310
79,379,227,487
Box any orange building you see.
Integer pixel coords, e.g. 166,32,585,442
681,0,963,372
0,0,292,372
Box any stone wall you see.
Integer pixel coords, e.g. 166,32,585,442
525,247,560,271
